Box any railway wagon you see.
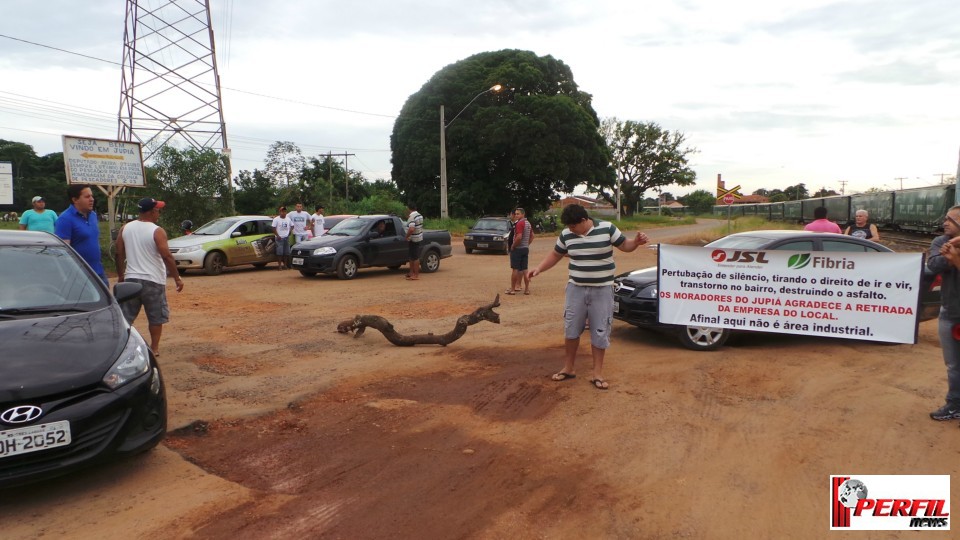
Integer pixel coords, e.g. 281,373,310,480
893,184,955,233
783,200,802,222
850,191,895,229
800,196,851,224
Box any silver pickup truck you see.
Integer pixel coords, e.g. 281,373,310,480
290,214,453,279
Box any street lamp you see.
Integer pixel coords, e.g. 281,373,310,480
440,84,502,219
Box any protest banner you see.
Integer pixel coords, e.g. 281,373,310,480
658,244,923,344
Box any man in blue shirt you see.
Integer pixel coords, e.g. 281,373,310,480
19,195,58,233
55,184,108,287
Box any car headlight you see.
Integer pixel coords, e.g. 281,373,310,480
177,245,202,253
103,327,151,389
464,235,474,240
312,247,337,256
638,285,658,298
493,236,504,241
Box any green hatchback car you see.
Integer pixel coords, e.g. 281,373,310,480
168,215,278,275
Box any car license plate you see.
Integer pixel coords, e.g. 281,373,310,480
291,257,303,266
0,421,71,458
477,243,489,248
613,301,619,313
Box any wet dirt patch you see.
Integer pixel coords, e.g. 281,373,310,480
165,348,598,538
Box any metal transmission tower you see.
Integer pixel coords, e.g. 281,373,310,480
117,0,229,163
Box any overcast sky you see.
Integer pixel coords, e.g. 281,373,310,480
2,0,959,198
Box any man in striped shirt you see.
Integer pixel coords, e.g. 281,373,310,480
527,204,649,390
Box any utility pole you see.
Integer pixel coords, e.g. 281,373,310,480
322,152,355,204
894,177,907,190
838,180,847,195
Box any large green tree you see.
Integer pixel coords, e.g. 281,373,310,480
146,146,233,230
592,118,697,216
679,189,717,215
390,49,610,217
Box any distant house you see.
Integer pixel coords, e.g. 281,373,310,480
551,195,616,216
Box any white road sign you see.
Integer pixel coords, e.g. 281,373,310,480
62,136,145,187
0,162,12,205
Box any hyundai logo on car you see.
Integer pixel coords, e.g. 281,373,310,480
1,405,43,424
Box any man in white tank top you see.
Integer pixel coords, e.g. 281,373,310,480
115,197,184,356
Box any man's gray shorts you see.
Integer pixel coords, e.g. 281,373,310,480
120,278,170,326
563,282,614,349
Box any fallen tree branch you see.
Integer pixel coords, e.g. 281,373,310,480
336,294,501,346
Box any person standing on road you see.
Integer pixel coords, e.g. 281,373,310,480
844,209,880,242
115,198,184,357
55,184,108,287
405,202,423,280
804,206,842,233
288,202,311,243
507,207,534,295
526,203,649,390
927,205,960,421
311,205,326,237
19,196,58,233
272,206,293,270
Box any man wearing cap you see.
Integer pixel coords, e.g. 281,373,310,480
55,184,108,286
272,206,293,270
19,196,58,233
115,197,184,357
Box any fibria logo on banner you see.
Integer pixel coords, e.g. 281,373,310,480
830,475,950,530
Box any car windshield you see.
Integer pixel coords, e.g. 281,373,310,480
193,218,241,236
473,219,510,232
326,218,367,236
0,245,107,313
705,235,774,250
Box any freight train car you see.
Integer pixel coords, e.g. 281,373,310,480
892,184,955,233
850,191,895,229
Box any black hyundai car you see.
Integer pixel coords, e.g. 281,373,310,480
613,230,942,351
0,230,166,488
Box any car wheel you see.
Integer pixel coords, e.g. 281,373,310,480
336,255,358,280
421,249,440,273
203,252,226,276
677,326,730,351
299,270,317,277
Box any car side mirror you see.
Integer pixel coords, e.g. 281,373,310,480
231,231,242,238
113,281,143,303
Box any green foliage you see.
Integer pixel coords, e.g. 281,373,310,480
347,194,407,216
391,49,610,218
146,146,233,230
592,118,697,216
679,189,717,215
0,139,73,212
234,169,278,215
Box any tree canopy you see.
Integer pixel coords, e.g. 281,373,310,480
390,49,610,217
591,118,697,216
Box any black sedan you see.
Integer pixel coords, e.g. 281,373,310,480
613,230,941,351
464,217,511,254
0,231,166,487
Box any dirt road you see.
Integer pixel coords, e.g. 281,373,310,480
3,220,959,539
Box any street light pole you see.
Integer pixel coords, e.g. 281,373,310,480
440,84,502,219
